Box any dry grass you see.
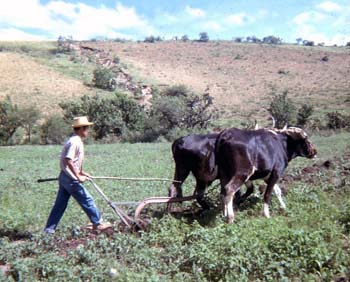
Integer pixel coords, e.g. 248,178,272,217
87,41,350,119
0,52,96,114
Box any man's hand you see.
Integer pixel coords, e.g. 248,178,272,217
81,171,91,178
78,175,88,183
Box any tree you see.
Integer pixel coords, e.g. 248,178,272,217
149,85,215,134
346,42,350,47
246,36,261,43
263,35,282,45
199,32,209,42
0,96,22,145
233,37,243,43
60,93,146,140
181,35,189,42
296,104,313,128
41,114,70,144
144,35,162,43
19,106,41,143
296,38,303,45
268,90,296,128
303,40,314,46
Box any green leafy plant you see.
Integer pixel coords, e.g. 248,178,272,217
268,90,296,128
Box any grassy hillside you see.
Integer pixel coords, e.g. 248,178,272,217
0,133,349,280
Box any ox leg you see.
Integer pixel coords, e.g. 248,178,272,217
195,180,210,210
263,175,279,218
273,184,286,209
221,177,245,224
168,166,190,212
168,166,190,198
236,181,255,205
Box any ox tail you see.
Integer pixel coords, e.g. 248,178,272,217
171,137,185,157
214,129,228,166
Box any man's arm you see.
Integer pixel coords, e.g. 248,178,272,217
80,164,91,177
64,158,87,182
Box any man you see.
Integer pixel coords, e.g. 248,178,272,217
44,116,109,234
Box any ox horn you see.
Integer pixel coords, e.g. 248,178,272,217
282,124,288,131
270,116,276,128
254,123,260,130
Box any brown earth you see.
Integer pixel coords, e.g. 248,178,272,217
0,52,95,114
87,41,350,119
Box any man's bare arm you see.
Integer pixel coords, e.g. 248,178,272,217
80,164,91,177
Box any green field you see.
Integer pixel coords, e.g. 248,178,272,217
1,133,350,281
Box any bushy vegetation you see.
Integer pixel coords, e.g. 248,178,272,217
268,91,316,129
0,97,41,145
58,85,216,142
40,114,71,145
326,111,350,129
262,35,282,45
144,35,163,43
60,93,146,140
92,67,116,90
268,91,297,128
181,35,189,42
198,32,209,42
296,104,314,128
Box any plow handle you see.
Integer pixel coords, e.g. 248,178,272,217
37,178,58,183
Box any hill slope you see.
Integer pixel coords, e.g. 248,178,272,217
0,52,96,114
88,41,350,119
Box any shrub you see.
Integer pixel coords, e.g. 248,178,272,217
296,104,313,128
181,35,189,42
346,42,350,47
303,40,315,46
233,37,243,43
145,85,216,141
144,36,162,43
198,32,209,42
268,90,296,128
41,114,70,144
296,37,303,45
60,93,146,140
326,111,349,129
57,35,74,53
92,67,116,90
263,35,282,44
0,96,22,145
246,36,261,43
18,106,41,143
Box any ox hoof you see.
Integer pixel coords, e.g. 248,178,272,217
226,217,235,224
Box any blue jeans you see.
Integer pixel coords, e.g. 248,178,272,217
44,171,101,233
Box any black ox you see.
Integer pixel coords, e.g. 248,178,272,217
169,133,219,209
215,127,317,223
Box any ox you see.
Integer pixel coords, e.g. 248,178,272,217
215,127,317,223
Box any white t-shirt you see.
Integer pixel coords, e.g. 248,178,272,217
60,135,84,179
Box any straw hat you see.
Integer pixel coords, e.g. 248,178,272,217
72,116,94,128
